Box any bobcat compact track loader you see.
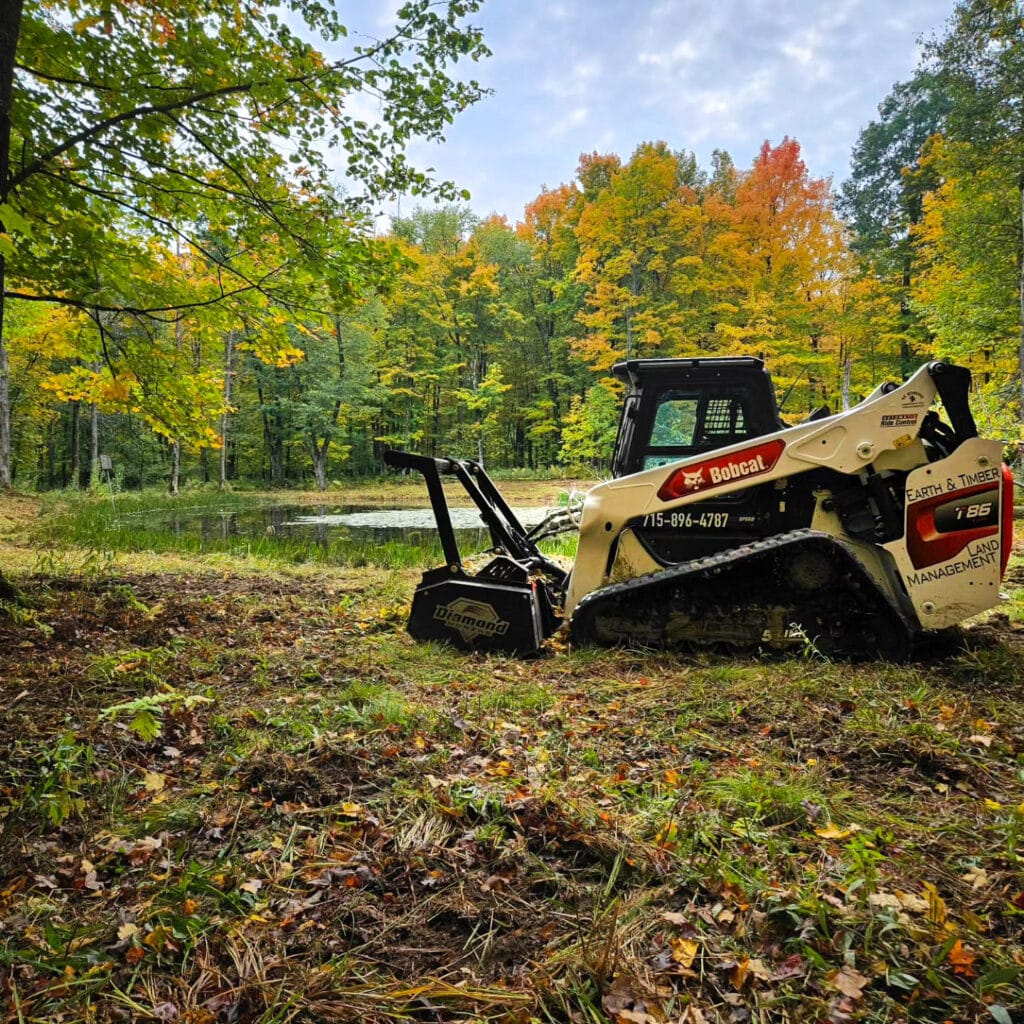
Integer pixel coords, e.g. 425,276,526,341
384,358,1015,659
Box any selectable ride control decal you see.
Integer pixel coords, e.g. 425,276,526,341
658,438,786,501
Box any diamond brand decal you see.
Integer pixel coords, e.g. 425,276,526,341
434,598,510,644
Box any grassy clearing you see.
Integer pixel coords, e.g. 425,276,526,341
0,496,1023,1022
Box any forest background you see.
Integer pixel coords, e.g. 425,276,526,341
2,0,1024,494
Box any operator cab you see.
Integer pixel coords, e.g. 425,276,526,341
610,356,795,563
610,357,782,478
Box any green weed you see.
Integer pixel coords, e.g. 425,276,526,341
2,731,96,832
100,689,215,741
702,767,833,827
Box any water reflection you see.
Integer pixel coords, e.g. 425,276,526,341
117,503,553,561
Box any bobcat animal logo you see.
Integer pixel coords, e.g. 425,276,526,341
681,468,705,491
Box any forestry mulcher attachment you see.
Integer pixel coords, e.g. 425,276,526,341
385,359,1015,659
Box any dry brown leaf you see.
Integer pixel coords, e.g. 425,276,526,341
728,958,749,989
962,866,990,889
618,1011,658,1024
895,891,929,913
814,822,861,840
827,966,869,999
947,939,977,977
867,892,901,910
670,938,699,968
923,882,947,928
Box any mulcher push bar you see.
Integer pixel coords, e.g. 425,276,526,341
382,449,556,574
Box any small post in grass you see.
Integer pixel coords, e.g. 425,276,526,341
99,454,115,511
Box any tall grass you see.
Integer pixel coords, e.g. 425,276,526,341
33,490,453,569
32,488,580,570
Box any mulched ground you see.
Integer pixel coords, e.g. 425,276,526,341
2,557,1024,1023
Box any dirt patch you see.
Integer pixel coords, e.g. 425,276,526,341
0,493,40,538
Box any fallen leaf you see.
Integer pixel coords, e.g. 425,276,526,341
748,958,773,981
947,939,977,977
239,879,262,894
962,866,990,889
601,975,651,1021
815,822,861,840
117,922,141,942
728,958,749,989
772,953,806,980
867,892,901,910
143,925,177,952
895,891,930,913
827,966,869,999
923,882,947,929
967,734,994,748
670,938,699,968
143,771,166,793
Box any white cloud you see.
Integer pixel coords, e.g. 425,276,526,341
544,106,590,139
779,29,832,81
384,0,958,222
541,59,602,100
638,39,698,67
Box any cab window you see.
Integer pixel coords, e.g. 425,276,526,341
642,391,752,470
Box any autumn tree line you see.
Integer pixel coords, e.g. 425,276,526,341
1,0,1023,493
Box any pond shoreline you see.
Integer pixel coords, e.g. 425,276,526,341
16,479,589,572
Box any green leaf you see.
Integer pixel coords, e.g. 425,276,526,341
129,709,162,742
0,204,31,236
978,966,1021,993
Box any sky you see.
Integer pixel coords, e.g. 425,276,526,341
364,0,958,226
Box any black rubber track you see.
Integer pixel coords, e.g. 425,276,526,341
568,529,916,660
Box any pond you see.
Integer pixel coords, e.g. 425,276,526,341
110,502,561,567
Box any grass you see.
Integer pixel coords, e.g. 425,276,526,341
28,483,582,571
0,492,1023,1022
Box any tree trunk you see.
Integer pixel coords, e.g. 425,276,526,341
256,377,285,486
0,316,11,489
269,425,284,485
170,275,182,495
0,0,24,492
70,400,81,486
310,442,328,491
89,398,99,484
219,331,234,490
170,441,180,495
1019,174,1024,422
